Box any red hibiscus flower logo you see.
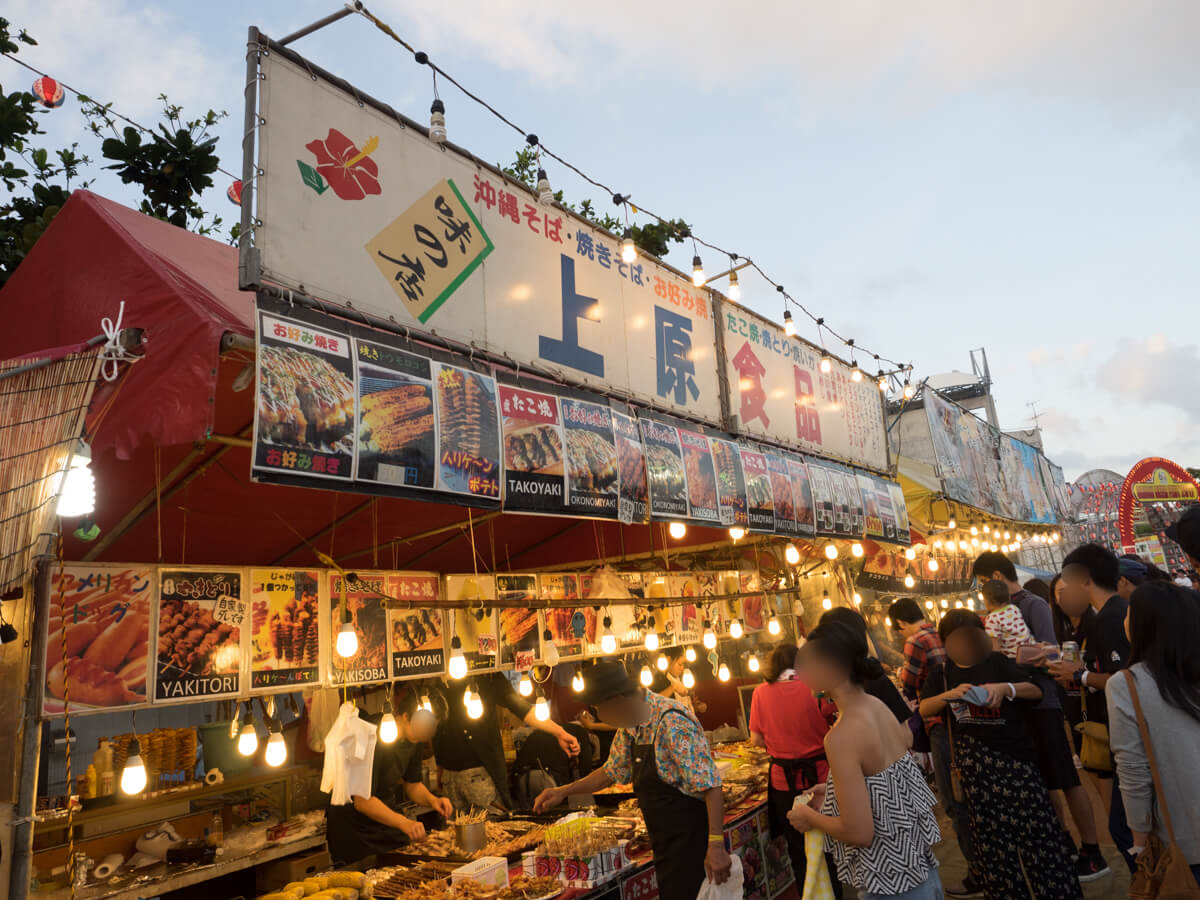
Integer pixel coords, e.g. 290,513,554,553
303,128,381,201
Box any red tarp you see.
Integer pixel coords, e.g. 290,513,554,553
1,192,731,570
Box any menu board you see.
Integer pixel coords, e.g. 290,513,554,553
354,336,438,489
562,398,618,518
46,564,153,715
740,447,775,532
640,416,688,518
496,574,540,669
807,462,836,535
249,568,321,690
435,363,502,498
327,571,389,685
764,451,798,537
387,573,445,678
613,409,649,524
679,429,719,523
711,437,749,527
445,574,499,671
540,574,594,660
155,569,245,701
668,573,705,644
786,455,817,536
499,382,565,513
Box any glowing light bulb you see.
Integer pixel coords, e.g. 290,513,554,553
682,668,696,689
621,233,637,263
822,596,832,610
265,729,288,766
536,168,555,205
851,366,864,383
947,517,957,529
237,720,258,757
904,574,916,589
120,739,147,795
336,621,358,659
729,619,744,639
418,695,433,713
668,521,687,539
925,600,935,610
718,663,731,682
970,525,979,536
656,653,669,671
902,382,915,400
904,547,916,560
572,671,585,692
692,255,706,288
1003,531,1011,540
955,600,964,609
853,592,862,605
534,693,550,722
851,542,864,558
885,616,893,628
785,544,800,565
640,665,654,687
824,544,838,560
518,674,533,697
685,645,697,662
600,617,617,654
702,622,717,650
748,654,761,673
543,628,560,667
933,539,943,549
877,373,888,392
927,558,940,572
767,616,781,636
728,526,746,541
983,524,991,534
971,537,980,547
819,355,833,374
958,540,969,551
728,269,741,301
783,310,796,337
644,630,659,652
940,599,949,610
466,689,484,720
448,636,468,680
56,444,96,518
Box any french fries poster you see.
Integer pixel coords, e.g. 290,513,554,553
250,569,321,690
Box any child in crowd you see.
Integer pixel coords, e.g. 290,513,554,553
982,579,1031,659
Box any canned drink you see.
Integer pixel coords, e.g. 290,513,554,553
1062,642,1080,663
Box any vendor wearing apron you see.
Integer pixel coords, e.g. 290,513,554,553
533,660,732,900
326,689,453,864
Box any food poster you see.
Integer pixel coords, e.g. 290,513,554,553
668,573,703,644
561,398,618,518
326,571,389,685
739,571,766,631
875,477,900,541
445,574,499,671
496,574,540,669
678,428,719,523
764,451,798,536
581,572,637,655
710,571,744,635
387,574,446,678
858,473,888,542
739,447,774,532
612,409,648,524
540,574,594,660
436,363,501,499
155,569,245,702
888,482,911,542
498,381,565,513
254,305,355,482
249,569,320,691
354,336,437,489
638,416,687,519
787,455,817,536
726,815,768,900
643,575,678,647
839,469,865,536
828,466,852,534
807,463,837,535
710,437,749,527
45,565,153,715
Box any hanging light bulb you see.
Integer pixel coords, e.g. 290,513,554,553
927,558,940,572
785,543,800,565
819,354,833,375
536,168,556,205
970,525,979,536
429,99,447,144
668,521,687,540
266,727,288,767
850,365,863,383
902,381,915,400
418,694,433,713
728,525,746,541
466,686,484,720
685,645,698,662
639,665,654,687
1003,530,1011,540
852,592,863,606
822,596,832,610
682,668,696,689
336,618,358,659
904,547,917,561
767,616,782,636
448,634,469,680
702,620,717,650
379,692,399,744
237,711,258,757
783,310,796,337
518,673,533,697
925,600,935,611
543,627,560,667
933,539,943,550
940,599,950,610
600,616,617,654
877,372,888,392
851,542,864,558
971,537,980,547
229,711,241,741
534,690,550,722
692,255,706,288
824,544,839,560
644,629,659,652
717,663,731,682
572,670,585,692
729,618,744,639
983,524,991,534
56,440,95,518
904,574,916,589
955,599,964,609
656,653,669,671
621,230,637,264
120,737,148,795
728,268,742,301
748,653,761,673
947,517,957,529
958,540,969,551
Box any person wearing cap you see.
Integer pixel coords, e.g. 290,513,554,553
533,659,732,899
326,686,454,864
1167,506,1200,572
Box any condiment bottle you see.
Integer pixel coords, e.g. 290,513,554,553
208,811,224,847
85,765,98,800
92,740,114,794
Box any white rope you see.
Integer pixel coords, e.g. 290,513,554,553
99,301,138,382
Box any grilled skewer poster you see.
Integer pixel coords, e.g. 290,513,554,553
46,564,153,715
840,470,865,536
679,428,719,522
710,437,749,527
436,363,501,498
561,398,618,518
445,575,499,671
387,574,445,678
250,569,320,690
765,451,799,537
497,575,540,668
254,308,355,481
640,416,688,518
499,382,565,513
613,409,648,524
787,455,817,536
540,574,593,660
740,447,775,532
155,569,244,701
327,572,389,685
354,337,437,489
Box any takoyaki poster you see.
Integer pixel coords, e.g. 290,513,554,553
499,382,565,513
497,575,541,669
541,574,594,660
765,451,799,537
155,569,245,702
679,428,719,523
740,447,775,532
640,415,688,518
254,306,355,482
387,574,446,678
710,437,749,527
45,564,154,716
249,569,320,691
436,363,501,499
612,409,648,525
327,571,389,686
561,398,618,518
354,336,437,490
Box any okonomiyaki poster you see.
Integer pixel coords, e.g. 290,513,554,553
679,428,719,522
249,568,320,691
640,415,688,518
765,451,799,537
740,447,775,532
497,575,541,669
254,305,355,482
354,336,437,489
499,381,565,513
387,574,445,678
710,437,749,527
613,409,648,524
561,398,618,518
436,363,501,499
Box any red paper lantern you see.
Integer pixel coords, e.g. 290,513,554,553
227,180,243,206
32,76,65,109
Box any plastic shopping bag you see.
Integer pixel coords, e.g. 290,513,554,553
802,829,836,900
696,853,743,900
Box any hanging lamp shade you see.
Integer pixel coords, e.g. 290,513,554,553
32,76,66,108
227,180,243,206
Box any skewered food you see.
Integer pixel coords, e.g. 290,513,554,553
438,368,498,461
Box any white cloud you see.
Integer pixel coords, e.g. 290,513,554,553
1095,335,1200,423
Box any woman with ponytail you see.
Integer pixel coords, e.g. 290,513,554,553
787,622,943,900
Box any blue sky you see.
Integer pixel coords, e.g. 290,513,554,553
5,0,1199,478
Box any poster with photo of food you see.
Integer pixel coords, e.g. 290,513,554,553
612,410,648,524
711,437,749,527
765,451,798,536
326,571,389,685
841,470,865,536
807,463,837,535
740,571,766,631
155,569,245,702
499,382,565,513
858,473,887,542
640,416,688,518
445,575,499,671
249,569,320,691
387,574,445,679
827,466,852,534
496,575,540,668
541,574,594,660
354,337,437,489
436,363,501,499
581,572,637,655
254,307,356,481
561,398,618,518
668,573,703,644
679,429,719,522
740,447,775,532
46,565,153,715
888,482,911,542
787,455,817,536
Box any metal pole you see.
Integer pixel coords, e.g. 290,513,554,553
239,27,263,289
0,335,107,383
278,3,360,46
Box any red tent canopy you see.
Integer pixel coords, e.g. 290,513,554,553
1,192,734,571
